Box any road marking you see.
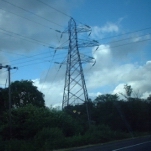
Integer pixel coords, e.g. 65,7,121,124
112,140,151,151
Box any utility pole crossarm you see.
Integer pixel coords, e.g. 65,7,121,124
0,64,17,70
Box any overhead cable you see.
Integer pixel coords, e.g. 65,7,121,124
36,0,71,18
1,0,64,27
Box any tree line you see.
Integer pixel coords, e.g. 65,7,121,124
0,80,151,150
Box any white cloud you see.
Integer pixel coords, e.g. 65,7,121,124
1,1,150,107
38,56,151,106
0,0,72,85
33,38,151,106
106,61,151,99
84,38,151,100
33,78,64,107
101,22,119,33
0,0,71,53
91,22,119,39
113,83,125,95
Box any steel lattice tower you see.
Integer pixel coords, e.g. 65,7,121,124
61,18,99,109
62,18,88,108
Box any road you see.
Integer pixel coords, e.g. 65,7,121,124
73,135,151,151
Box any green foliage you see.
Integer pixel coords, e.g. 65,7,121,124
92,94,151,133
124,84,133,97
94,94,119,103
0,88,7,115
63,124,130,149
34,127,65,150
0,91,151,150
6,104,81,140
0,80,45,110
3,139,35,151
11,80,45,107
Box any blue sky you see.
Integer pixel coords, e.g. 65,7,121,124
0,0,151,107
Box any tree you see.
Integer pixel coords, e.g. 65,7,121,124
93,94,120,127
119,84,133,100
94,94,119,104
0,88,8,114
124,84,133,98
0,88,5,112
0,104,82,141
0,80,45,109
147,94,151,101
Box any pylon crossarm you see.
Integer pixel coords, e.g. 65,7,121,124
78,40,99,48
76,27,91,33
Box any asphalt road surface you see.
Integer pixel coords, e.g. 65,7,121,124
73,135,151,151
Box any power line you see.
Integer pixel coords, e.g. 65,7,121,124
4,52,57,62
0,49,67,67
111,37,151,48
1,0,64,28
109,33,151,44
1,33,150,67
17,60,49,68
10,51,54,64
2,38,69,64
36,0,90,29
0,26,68,59
0,36,149,71
39,50,58,91
0,49,29,57
0,29,49,50
15,56,66,68
1,0,151,44
44,56,66,95
36,0,71,18
94,37,151,53
0,46,66,64
0,50,51,64
0,7,62,32
12,56,52,66
10,52,55,67
13,51,57,66
98,27,151,41
0,27,51,46
18,60,50,68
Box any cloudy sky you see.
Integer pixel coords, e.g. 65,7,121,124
0,0,151,107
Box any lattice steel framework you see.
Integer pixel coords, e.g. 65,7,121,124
62,18,99,109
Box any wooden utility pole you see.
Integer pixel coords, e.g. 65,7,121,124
0,64,17,139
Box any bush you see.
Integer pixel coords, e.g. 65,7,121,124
34,127,65,150
4,139,35,151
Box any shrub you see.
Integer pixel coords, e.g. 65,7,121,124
34,127,65,150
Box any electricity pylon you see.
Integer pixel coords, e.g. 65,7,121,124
56,18,99,109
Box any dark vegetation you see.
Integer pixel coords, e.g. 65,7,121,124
0,80,151,150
